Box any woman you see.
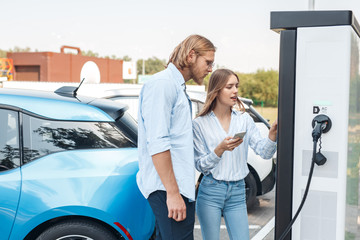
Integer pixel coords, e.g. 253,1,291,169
193,69,277,240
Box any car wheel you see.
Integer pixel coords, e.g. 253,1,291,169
36,220,119,240
245,172,258,209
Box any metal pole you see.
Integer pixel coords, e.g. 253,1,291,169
142,59,145,75
309,0,315,10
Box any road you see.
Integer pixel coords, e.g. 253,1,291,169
194,188,275,240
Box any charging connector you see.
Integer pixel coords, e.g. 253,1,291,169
314,152,327,166
312,114,332,141
312,114,331,166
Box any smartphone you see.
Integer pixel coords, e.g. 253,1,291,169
232,131,246,140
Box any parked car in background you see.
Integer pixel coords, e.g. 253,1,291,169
102,86,276,209
0,87,155,240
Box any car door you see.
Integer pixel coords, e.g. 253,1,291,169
0,109,21,240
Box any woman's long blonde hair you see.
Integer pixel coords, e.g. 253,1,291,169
198,69,245,117
167,35,216,69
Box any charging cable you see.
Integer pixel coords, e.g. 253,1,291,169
278,115,331,240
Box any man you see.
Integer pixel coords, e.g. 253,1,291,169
137,34,216,239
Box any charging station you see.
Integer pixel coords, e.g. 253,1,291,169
271,11,360,240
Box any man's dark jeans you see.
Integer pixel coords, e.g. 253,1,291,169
148,190,195,240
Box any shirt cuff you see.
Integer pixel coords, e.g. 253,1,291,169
148,138,171,156
266,137,277,146
209,151,222,163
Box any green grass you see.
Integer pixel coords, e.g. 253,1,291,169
254,106,278,124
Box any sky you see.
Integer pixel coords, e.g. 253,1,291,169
3,0,360,73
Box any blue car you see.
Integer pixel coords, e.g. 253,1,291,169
0,87,155,240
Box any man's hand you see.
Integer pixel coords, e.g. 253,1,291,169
167,192,186,221
152,150,187,221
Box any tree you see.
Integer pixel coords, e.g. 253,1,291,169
186,74,211,89
82,50,132,61
8,46,31,52
238,69,278,107
0,49,6,58
103,55,131,60
121,55,132,61
136,57,166,76
0,46,32,58
0,145,20,169
188,69,279,107
81,50,99,57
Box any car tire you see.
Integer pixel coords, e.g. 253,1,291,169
245,172,258,210
36,220,119,240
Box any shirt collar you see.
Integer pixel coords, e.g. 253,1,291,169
168,63,186,88
209,109,239,117
231,109,240,115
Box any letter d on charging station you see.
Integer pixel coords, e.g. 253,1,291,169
271,11,360,240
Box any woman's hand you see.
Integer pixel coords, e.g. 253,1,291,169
214,136,243,157
269,119,278,142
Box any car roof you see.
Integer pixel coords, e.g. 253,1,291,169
0,88,128,122
102,86,270,128
103,86,252,102
102,87,253,108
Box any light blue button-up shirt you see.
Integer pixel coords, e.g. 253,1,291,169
136,63,195,201
193,110,276,181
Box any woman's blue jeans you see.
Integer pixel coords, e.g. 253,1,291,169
196,174,249,240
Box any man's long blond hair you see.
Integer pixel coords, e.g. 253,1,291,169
167,35,216,69
199,69,245,117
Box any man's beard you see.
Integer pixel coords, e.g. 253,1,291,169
189,64,205,85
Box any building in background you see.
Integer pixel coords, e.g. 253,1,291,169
7,46,124,83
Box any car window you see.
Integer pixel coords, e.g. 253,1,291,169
0,109,20,171
22,114,136,163
114,111,138,144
